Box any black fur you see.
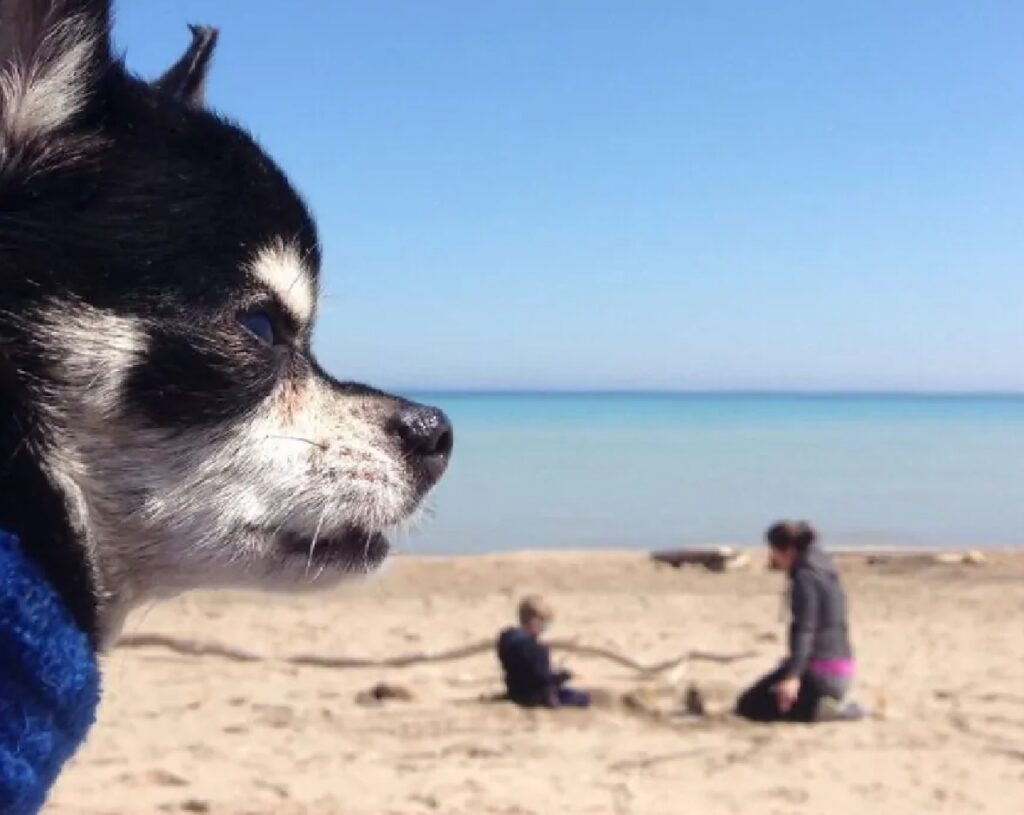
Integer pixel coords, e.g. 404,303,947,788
0,0,452,643
0,1,320,639
0,0,111,75
125,327,284,427
0,353,100,636
154,25,218,106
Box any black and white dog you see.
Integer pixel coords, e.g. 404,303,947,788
0,0,453,647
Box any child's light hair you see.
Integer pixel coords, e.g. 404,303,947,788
518,595,553,626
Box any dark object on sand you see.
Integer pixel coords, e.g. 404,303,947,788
684,684,706,716
355,683,415,706
651,546,750,573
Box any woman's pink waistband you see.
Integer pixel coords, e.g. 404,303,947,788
809,658,856,677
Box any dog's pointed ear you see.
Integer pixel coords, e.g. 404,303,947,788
0,0,112,143
153,24,218,106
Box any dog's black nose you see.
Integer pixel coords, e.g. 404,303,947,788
389,404,454,486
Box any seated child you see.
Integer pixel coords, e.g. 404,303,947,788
497,595,590,708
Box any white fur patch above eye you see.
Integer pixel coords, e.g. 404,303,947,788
247,240,316,324
0,14,98,146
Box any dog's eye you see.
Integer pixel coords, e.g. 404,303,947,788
240,312,276,346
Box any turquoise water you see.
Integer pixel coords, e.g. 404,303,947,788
403,393,1024,552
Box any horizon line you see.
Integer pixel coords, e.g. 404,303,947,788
394,387,1024,398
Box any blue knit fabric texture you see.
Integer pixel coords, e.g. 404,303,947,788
0,531,99,815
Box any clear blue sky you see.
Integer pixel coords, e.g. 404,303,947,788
116,2,1024,392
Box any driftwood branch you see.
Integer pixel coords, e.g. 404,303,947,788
117,633,755,676
116,634,260,662
651,547,750,572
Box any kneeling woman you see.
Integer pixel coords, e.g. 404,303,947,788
736,521,861,722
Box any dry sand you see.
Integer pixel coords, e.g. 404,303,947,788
47,550,1024,814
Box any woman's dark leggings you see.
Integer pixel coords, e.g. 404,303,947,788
735,665,849,723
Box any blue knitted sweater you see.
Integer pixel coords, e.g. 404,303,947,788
0,531,100,815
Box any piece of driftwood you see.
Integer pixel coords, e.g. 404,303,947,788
284,639,756,676
651,546,750,572
118,633,756,677
116,633,260,662
861,549,987,567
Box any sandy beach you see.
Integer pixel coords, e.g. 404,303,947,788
47,550,1024,815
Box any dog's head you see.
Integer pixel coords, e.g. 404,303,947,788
0,1,452,638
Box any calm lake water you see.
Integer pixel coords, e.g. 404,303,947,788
399,392,1024,552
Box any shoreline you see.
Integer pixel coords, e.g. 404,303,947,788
389,541,1024,559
